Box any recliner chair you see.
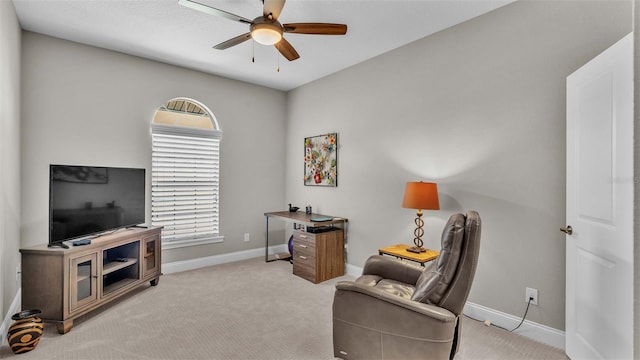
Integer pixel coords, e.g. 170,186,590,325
332,211,481,360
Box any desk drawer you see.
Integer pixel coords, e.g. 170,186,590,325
293,238,315,253
293,231,315,244
293,249,316,283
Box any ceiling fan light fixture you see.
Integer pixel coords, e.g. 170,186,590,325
251,22,283,45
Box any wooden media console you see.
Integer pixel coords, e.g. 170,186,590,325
20,227,162,334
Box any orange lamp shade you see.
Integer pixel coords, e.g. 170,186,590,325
402,182,440,210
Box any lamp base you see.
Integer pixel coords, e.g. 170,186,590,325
406,246,427,254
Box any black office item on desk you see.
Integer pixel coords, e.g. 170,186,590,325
307,226,335,234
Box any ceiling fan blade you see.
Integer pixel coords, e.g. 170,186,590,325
263,0,286,20
178,0,253,24
213,33,252,50
275,38,300,61
283,23,347,35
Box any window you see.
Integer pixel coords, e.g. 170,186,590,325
151,98,222,249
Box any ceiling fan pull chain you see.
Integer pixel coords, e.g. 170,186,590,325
252,40,255,63
277,50,280,72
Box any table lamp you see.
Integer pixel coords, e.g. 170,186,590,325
402,181,440,253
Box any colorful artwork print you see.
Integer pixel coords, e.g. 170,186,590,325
304,133,338,187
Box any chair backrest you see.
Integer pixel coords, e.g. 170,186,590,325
410,211,481,315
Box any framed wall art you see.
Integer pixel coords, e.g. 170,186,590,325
304,133,338,187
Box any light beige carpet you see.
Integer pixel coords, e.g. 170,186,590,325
0,257,567,359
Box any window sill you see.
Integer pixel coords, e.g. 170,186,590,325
161,235,224,250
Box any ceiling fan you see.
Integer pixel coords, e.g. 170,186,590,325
178,0,348,61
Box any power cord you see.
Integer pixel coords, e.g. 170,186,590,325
478,297,533,332
508,297,533,332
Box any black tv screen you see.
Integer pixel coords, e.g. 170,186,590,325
49,165,146,245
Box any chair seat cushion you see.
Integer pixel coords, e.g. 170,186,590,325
356,275,415,299
376,279,415,299
355,275,383,286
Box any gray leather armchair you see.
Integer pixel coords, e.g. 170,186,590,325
332,211,481,360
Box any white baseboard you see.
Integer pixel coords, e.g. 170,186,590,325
344,263,564,350
463,301,565,350
1,289,21,347
163,244,287,274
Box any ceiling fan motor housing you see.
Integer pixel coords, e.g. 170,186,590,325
250,17,283,45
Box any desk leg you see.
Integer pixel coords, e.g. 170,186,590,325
265,216,270,262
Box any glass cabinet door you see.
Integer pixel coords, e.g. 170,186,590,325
143,234,160,280
69,253,98,312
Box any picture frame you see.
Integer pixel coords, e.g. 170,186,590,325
304,133,338,187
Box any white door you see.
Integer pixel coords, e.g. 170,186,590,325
565,33,633,359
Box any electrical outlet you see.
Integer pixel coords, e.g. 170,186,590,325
243,233,250,242
526,287,538,305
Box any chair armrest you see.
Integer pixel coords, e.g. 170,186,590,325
335,280,456,323
362,255,426,286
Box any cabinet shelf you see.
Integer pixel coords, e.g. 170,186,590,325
103,277,137,294
102,258,138,275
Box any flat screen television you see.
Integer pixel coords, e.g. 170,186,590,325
49,165,146,247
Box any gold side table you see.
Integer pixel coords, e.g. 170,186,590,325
378,244,439,267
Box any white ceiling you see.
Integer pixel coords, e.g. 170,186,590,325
12,0,515,91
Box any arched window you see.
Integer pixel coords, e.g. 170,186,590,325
151,98,222,249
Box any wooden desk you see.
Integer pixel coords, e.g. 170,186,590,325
378,244,439,266
264,211,348,263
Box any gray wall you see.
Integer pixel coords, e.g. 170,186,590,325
20,32,287,263
285,0,632,331
0,0,22,317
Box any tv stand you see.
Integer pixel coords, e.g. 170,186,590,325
20,227,162,334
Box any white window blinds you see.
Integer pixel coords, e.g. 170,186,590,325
151,124,222,245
